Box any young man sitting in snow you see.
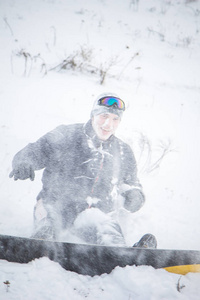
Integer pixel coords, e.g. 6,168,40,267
9,94,157,248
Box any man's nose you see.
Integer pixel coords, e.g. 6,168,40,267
103,118,113,128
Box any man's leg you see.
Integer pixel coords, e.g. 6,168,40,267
96,217,125,246
31,199,61,240
72,208,126,246
32,198,80,240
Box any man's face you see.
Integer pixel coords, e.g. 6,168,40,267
92,113,121,141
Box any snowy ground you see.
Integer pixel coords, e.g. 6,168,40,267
0,0,200,299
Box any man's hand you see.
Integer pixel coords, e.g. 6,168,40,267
9,163,35,181
123,188,145,213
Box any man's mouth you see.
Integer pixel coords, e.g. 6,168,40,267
101,127,111,134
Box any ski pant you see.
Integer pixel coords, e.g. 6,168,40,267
33,199,126,246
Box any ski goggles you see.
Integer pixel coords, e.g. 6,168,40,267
98,97,125,111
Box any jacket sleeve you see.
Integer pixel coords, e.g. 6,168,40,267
11,125,66,171
121,143,145,213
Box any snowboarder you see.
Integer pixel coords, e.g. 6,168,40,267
9,93,157,248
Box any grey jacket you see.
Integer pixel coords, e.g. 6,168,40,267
11,120,145,225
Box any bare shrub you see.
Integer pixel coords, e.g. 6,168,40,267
99,56,119,85
147,26,165,42
3,17,14,36
49,45,93,72
49,46,121,85
129,0,139,11
11,49,47,76
133,132,176,174
176,276,185,292
11,43,139,84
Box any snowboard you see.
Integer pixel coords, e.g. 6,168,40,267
0,234,200,276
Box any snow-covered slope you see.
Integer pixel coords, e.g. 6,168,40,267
0,0,200,298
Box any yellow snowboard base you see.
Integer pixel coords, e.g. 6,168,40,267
164,264,200,275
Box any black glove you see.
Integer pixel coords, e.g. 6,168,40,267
9,163,35,181
123,188,145,213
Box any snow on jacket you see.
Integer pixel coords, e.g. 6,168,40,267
11,120,145,221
